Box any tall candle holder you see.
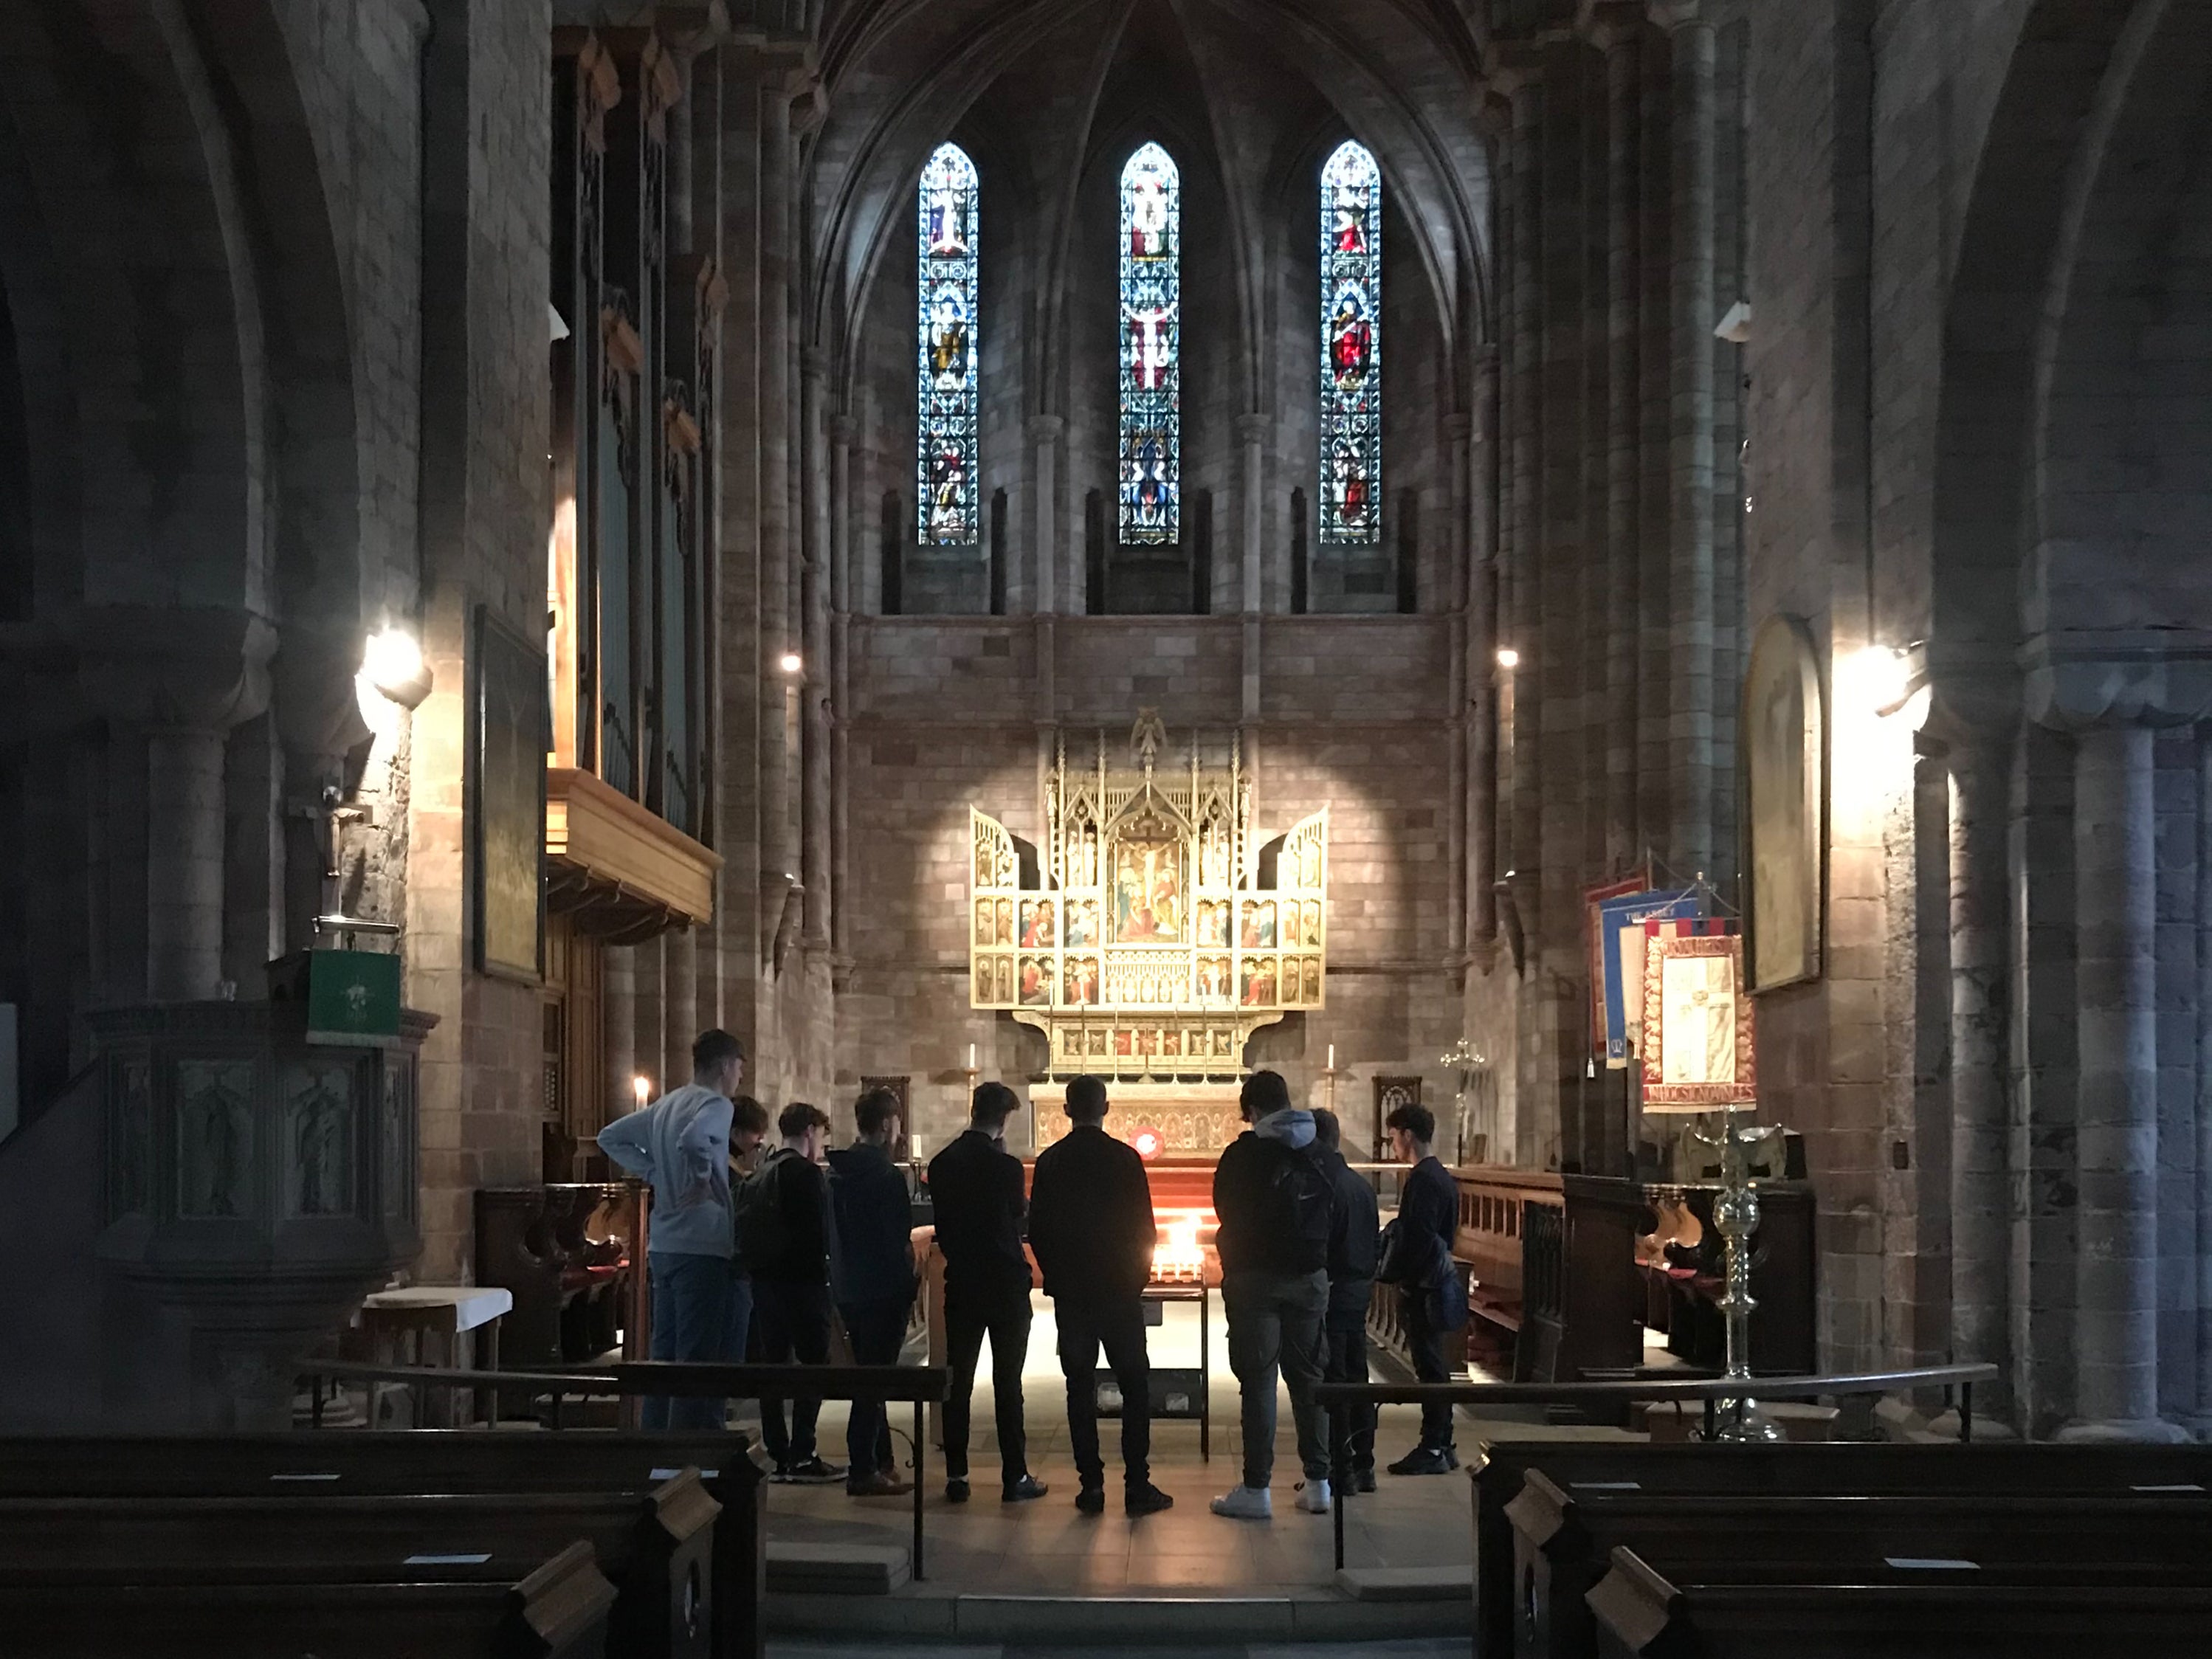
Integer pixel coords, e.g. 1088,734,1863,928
1692,1100,1785,1443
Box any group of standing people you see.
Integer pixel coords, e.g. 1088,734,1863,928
600,1032,1467,1522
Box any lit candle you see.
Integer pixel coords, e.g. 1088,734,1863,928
633,1075,651,1109
968,1042,978,1071
1327,1044,1336,1072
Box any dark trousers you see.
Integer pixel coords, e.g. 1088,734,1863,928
1400,1289,1455,1450
645,1253,734,1432
943,1282,1031,1486
1055,1294,1151,1490
1322,1320,1377,1475
841,1297,909,1480
754,1278,831,1466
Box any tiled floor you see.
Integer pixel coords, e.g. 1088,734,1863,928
753,1297,1636,1596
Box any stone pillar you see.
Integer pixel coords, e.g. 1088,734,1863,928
1469,346,1500,945
664,927,697,1080
1596,7,1642,870
800,351,832,948
2198,725,2212,1435
1655,1,1715,876
1948,725,2013,1424
1028,415,1062,729
1447,409,1471,959
1236,413,1268,723
147,729,228,1002
603,944,635,1125
2064,722,2177,1440
633,934,666,1097
757,76,796,942
830,413,855,965
1500,51,1543,897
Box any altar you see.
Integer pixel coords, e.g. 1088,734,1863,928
1028,1079,1243,1157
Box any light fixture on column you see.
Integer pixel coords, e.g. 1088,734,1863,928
779,651,804,676
1861,640,1930,725
1496,646,1520,669
362,627,434,710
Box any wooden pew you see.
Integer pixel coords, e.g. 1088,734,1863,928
1507,1471,2212,1659
1472,1439,2212,1659
0,1435,762,1659
0,1536,616,1658
0,1474,712,1659
1588,1545,2212,1659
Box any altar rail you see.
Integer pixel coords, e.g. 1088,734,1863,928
1312,1362,2001,1570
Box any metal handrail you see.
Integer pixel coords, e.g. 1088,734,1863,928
296,1356,949,1579
1315,1361,2000,1570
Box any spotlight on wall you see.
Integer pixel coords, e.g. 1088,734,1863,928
1862,641,1931,724
362,627,434,710
779,652,804,676
1496,647,1521,669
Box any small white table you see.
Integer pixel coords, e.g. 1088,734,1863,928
357,1286,514,1424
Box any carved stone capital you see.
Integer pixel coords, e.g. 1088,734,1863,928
1577,0,1644,49
1026,414,1067,444
1483,39,1546,102
1233,413,1272,446
1646,0,1705,31
77,605,278,736
2022,632,2212,732
1919,670,2021,755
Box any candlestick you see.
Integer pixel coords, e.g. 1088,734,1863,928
1327,1044,1336,1071
968,1041,978,1071
632,1075,651,1110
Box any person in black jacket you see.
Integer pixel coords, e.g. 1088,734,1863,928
1312,1108,1379,1491
1382,1101,1467,1474
1028,1075,1174,1517
827,1087,918,1497
924,1082,1047,1503
1209,1069,1334,1522
751,1102,843,1484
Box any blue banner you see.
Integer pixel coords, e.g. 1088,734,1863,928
1599,888,1705,1067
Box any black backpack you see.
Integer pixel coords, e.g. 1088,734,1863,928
733,1149,794,1267
1257,1137,1335,1274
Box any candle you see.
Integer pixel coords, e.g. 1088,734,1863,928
968,1042,978,1071
1327,1044,1336,1072
633,1075,651,1109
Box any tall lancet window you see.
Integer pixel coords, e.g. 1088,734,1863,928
1119,142,1181,545
918,142,979,545
1319,139,1382,544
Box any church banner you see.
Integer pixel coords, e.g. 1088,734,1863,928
1598,888,1704,1068
1640,925,1757,1109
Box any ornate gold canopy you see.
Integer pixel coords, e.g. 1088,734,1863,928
968,717,1328,1079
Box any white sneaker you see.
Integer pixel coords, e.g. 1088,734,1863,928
1294,1479,1332,1514
1210,1484,1273,1520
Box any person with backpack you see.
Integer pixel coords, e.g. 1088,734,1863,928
596,1029,747,1432
826,1087,918,1497
740,1101,844,1483
1379,1101,1467,1475
1209,1069,1335,1521
1311,1108,1380,1491
926,1081,1048,1503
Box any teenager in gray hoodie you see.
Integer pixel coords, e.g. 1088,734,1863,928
1209,1069,1335,1520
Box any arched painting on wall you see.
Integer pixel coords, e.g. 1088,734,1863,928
1742,613,1824,990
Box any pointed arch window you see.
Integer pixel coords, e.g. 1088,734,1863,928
1119,142,1180,545
1319,139,1382,544
918,142,979,545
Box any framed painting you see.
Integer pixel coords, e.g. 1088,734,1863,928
473,605,547,982
1743,613,1823,991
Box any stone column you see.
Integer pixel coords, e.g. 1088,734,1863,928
1028,415,1062,728
830,413,855,965
1654,0,1715,876
1499,49,1543,895
1947,722,2013,1425
1447,409,1472,959
603,944,635,1124
664,927,697,1079
800,350,832,948
1469,346,1500,945
2198,725,2212,1435
757,74,797,946
1236,413,1269,723
146,729,229,1002
1595,6,1642,869
2064,722,2176,1440
634,934,666,1097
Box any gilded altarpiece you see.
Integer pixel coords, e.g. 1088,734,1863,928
969,721,1328,1133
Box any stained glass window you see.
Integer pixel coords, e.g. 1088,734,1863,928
1319,139,1382,544
1119,142,1180,545
917,142,979,545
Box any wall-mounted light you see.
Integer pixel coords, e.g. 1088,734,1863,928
362,627,434,711
779,652,804,676
1861,641,1930,724
1496,647,1521,669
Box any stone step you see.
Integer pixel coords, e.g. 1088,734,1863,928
768,1587,1474,1642
1333,1565,1475,1601
765,1541,913,1595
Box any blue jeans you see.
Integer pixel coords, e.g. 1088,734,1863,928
1222,1268,1328,1489
646,1252,734,1432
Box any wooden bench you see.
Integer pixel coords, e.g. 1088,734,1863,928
0,1474,712,1659
1588,1544,2212,1659
1508,1472,2212,1659
0,1434,762,1659
0,1536,616,1658
1472,1440,2212,1659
